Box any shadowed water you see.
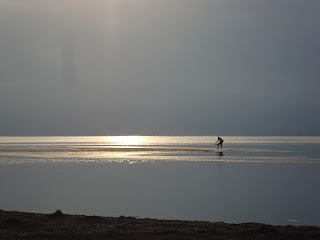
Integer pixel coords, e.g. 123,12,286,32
0,136,319,225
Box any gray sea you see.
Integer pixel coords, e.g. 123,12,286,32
0,136,319,226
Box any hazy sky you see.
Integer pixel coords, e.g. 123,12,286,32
1,0,319,136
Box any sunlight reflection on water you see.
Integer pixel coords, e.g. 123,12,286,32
1,136,320,225
1,136,320,165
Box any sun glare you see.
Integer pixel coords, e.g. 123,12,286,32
111,136,146,146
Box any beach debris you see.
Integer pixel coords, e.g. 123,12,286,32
51,210,64,217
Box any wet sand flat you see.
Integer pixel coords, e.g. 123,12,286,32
1,210,319,240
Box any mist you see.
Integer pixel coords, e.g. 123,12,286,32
1,0,319,136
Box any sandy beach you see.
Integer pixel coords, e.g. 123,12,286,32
1,210,319,240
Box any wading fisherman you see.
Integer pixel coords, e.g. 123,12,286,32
215,137,224,149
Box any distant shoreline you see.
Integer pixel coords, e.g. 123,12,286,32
0,135,319,137
1,210,319,240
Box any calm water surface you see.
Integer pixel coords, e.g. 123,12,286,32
0,136,319,226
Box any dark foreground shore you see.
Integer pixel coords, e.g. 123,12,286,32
1,210,319,240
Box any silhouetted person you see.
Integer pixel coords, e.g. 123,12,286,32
216,137,224,149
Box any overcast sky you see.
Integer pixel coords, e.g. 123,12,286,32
0,0,319,136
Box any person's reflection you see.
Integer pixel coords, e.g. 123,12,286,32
216,152,224,157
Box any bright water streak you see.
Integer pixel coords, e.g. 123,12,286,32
1,136,320,164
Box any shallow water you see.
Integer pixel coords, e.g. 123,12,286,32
0,136,320,226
